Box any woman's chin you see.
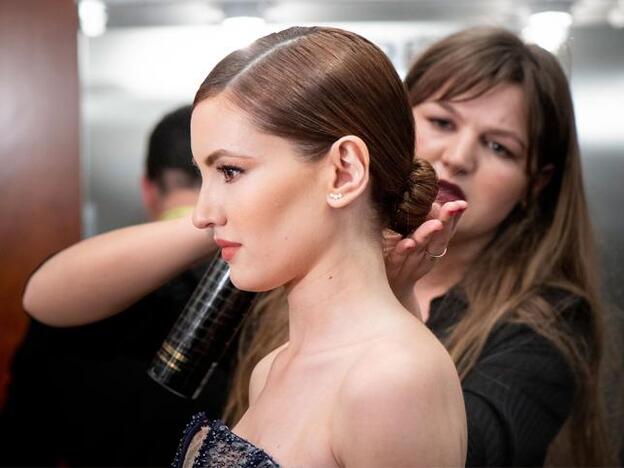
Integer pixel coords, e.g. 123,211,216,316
229,273,277,293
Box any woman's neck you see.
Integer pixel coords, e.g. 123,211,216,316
415,232,492,321
284,234,403,357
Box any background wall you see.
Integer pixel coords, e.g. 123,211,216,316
0,0,81,406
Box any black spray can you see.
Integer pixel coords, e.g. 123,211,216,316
148,253,256,399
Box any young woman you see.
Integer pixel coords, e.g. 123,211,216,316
176,26,468,466
225,27,617,466
24,26,467,467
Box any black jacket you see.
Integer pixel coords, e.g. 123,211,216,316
427,288,587,466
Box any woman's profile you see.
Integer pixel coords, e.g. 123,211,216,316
174,26,467,467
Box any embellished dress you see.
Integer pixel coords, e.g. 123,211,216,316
172,412,280,468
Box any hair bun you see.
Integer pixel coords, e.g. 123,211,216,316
388,159,438,236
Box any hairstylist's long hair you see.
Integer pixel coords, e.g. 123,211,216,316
192,26,437,425
405,26,617,465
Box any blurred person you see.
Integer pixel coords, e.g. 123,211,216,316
0,105,233,467
222,27,620,466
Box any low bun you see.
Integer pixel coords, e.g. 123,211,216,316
389,158,438,236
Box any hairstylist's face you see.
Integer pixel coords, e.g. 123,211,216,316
412,83,529,244
190,95,329,292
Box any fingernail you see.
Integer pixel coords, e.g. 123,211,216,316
449,208,466,215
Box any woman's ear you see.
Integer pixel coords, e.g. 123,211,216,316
324,135,370,208
533,164,555,196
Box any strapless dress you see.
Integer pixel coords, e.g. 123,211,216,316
172,412,280,468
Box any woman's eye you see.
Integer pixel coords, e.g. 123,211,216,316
487,140,514,158
429,117,454,131
217,165,244,183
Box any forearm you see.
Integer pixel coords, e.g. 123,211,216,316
23,216,215,326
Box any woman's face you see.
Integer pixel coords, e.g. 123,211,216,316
190,95,329,291
412,83,529,244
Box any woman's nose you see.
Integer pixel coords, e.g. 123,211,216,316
192,184,226,229
441,132,477,175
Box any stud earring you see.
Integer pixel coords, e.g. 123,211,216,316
329,192,344,201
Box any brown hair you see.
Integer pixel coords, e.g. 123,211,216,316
405,27,617,465
193,26,436,237
192,26,437,421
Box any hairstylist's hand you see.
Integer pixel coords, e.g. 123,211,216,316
384,200,467,319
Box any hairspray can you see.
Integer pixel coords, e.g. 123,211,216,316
148,253,256,399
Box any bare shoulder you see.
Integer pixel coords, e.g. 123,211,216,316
332,325,467,467
344,323,461,404
248,342,288,405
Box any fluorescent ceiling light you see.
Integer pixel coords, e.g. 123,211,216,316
522,10,572,52
79,0,108,37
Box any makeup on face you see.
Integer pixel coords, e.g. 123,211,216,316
215,238,242,262
436,179,466,204
190,96,331,293
413,84,530,243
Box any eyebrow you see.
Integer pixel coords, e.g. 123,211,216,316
435,101,527,151
196,149,255,167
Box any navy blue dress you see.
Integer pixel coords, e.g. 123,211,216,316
173,412,280,468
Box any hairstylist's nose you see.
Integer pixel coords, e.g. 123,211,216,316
441,132,477,175
192,185,225,229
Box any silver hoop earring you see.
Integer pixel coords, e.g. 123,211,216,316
329,192,344,201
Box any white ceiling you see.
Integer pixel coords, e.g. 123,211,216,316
94,0,622,29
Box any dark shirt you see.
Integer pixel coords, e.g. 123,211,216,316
427,288,582,467
0,265,238,467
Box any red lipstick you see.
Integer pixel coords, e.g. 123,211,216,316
214,238,241,262
437,179,466,204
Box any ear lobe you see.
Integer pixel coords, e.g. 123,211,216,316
533,164,555,196
325,135,370,208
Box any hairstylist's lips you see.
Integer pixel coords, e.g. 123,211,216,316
436,179,466,203
214,238,242,262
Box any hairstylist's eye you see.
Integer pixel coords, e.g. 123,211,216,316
486,139,515,159
429,117,454,131
217,165,244,183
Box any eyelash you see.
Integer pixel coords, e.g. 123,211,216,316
428,116,516,159
429,117,454,131
485,140,514,159
216,164,244,183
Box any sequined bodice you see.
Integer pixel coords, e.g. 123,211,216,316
172,412,280,468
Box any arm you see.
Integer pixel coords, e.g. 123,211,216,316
23,215,216,326
462,322,576,466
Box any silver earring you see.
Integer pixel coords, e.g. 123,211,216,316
329,192,344,201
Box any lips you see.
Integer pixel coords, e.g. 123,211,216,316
214,238,242,262
436,179,466,204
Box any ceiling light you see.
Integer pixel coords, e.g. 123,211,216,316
522,10,573,52
608,3,624,28
79,0,108,38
